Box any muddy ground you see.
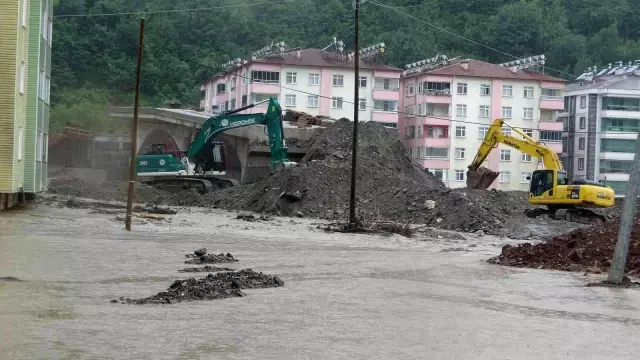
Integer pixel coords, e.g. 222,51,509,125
2,203,640,359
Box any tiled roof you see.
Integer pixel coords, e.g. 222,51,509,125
251,48,403,71
410,59,566,82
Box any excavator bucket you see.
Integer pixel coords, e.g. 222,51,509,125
466,166,499,190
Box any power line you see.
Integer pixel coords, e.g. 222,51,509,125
53,0,293,18
192,60,623,136
367,0,578,79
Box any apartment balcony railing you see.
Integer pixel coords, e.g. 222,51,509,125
540,95,563,101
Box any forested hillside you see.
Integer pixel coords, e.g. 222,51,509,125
51,0,640,132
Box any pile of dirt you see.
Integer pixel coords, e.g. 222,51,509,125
488,217,640,273
207,119,532,236
184,249,238,265
113,269,284,304
283,109,335,127
178,266,236,273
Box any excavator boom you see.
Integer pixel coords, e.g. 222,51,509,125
466,118,562,189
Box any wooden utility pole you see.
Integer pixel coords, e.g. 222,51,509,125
125,18,146,231
349,0,362,225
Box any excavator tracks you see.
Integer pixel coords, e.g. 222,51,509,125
524,207,606,225
141,176,239,194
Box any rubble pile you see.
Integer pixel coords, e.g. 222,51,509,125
209,119,531,236
48,173,168,204
489,218,640,273
178,266,236,273
184,249,238,265
114,269,284,304
283,109,335,127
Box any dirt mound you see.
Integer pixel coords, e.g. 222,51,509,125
113,269,284,304
178,266,236,273
208,119,529,235
489,217,640,273
48,173,169,204
184,251,238,265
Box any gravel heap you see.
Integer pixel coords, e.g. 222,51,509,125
114,269,284,304
489,217,640,273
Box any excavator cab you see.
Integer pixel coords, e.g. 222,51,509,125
529,169,561,197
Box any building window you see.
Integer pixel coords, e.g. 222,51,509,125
456,104,467,117
578,157,585,170
524,86,534,98
580,96,586,108
457,83,467,95
579,137,585,150
455,170,465,181
36,131,43,161
406,84,415,96
333,75,344,87
43,134,48,162
285,72,297,85
18,61,25,94
373,100,398,112
228,79,236,91
455,126,466,137
250,93,278,103
307,95,319,108
478,126,489,139
521,153,532,162
521,172,531,183
540,130,562,142
480,84,491,96
375,78,400,90
45,75,50,104
479,105,490,118
429,169,448,182
522,128,533,138
251,70,280,84
241,95,247,106
523,107,533,120
332,97,343,109
500,172,511,183
503,85,513,97
427,125,448,139
359,98,366,111
502,127,512,136
500,149,511,161
47,16,52,44
285,94,296,107
229,99,236,110
425,147,449,159
405,126,416,138
308,73,319,85
216,83,226,94
359,76,367,88
579,117,586,129
455,148,466,159
501,106,512,119
17,127,23,161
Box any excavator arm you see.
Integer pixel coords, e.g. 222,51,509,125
467,118,563,189
187,98,291,170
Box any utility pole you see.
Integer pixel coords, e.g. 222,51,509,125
349,0,363,225
125,18,146,231
607,135,640,283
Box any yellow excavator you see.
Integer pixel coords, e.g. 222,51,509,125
466,118,615,224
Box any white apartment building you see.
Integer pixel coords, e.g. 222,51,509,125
558,61,640,195
400,59,566,191
200,48,403,126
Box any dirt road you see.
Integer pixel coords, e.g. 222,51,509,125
1,204,640,359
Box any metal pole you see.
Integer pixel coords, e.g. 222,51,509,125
607,136,640,283
125,18,146,231
349,0,360,225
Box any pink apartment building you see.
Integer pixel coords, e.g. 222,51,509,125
200,48,403,126
399,58,566,191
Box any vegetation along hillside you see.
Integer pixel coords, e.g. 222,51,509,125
51,0,640,132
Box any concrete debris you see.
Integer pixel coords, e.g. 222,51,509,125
488,217,640,273
283,109,335,127
113,269,284,304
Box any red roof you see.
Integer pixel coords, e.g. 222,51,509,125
251,48,402,71
412,59,566,82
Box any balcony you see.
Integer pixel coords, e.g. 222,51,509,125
250,82,281,94
538,121,563,131
373,89,400,101
372,111,399,123
373,78,400,100
540,98,564,110
541,142,562,152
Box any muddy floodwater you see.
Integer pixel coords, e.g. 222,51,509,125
2,203,640,359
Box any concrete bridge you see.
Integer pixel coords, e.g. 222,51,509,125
109,107,320,184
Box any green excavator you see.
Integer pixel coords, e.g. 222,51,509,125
136,97,293,193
